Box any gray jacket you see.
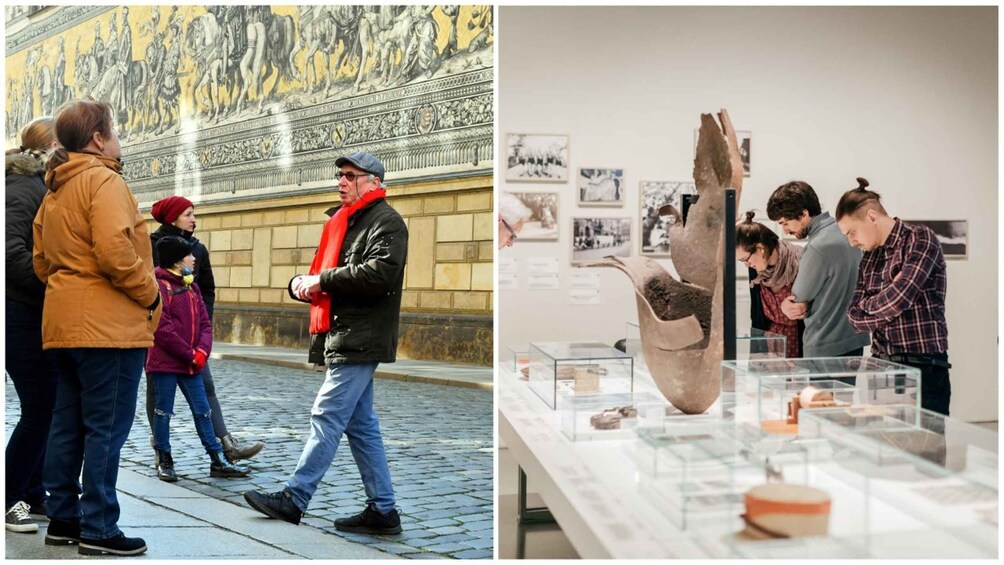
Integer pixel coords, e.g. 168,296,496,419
791,212,870,356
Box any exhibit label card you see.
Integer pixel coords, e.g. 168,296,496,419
528,257,559,275
527,273,559,290
499,257,519,290
570,288,601,305
569,271,600,290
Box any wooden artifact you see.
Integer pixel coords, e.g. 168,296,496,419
580,110,744,414
742,483,832,539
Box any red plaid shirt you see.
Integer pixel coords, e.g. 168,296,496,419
847,218,948,356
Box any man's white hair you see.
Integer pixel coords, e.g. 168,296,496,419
499,192,531,225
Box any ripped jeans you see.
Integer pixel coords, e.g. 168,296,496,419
148,372,223,455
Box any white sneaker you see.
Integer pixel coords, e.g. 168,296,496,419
5,501,38,533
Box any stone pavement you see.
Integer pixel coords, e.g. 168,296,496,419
213,343,494,390
4,356,494,560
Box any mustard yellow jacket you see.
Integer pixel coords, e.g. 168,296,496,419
32,152,162,349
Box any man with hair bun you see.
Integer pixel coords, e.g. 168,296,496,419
836,178,951,415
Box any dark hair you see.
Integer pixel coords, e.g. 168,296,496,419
835,177,887,220
47,98,114,173
736,210,779,255
766,180,821,221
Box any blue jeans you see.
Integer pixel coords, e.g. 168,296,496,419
286,362,396,514
149,372,223,454
146,361,229,439
44,348,145,540
5,299,58,509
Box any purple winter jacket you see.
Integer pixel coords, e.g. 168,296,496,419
145,267,213,375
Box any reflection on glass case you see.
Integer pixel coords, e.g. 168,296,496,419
799,405,997,558
624,322,646,372
630,420,746,530
757,379,858,435
528,342,634,409
737,329,788,360
507,345,530,375
720,357,921,424
560,391,667,441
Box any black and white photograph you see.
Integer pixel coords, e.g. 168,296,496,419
511,192,559,240
695,129,751,176
571,217,632,264
640,180,695,255
908,220,968,259
505,133,569,182
578,168,624,206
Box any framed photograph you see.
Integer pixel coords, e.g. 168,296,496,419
694,129,751,177
639,180,696,255
511,192,559,241
571,217,632,264
578,168,625,206
907,220,968,259
505,133,569,183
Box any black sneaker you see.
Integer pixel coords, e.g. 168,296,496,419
45,518,81,546
243,489,302,525
5,501,38,533
333,504,402,535
78,532,147,556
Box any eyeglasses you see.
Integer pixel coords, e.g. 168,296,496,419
738,248,756,264
335,171,372,182
500,218,518,244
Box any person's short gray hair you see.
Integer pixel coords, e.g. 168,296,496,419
499,192,531,225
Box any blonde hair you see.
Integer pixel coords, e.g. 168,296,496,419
7,117,56,155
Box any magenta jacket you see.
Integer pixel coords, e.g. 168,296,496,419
145,267,213,375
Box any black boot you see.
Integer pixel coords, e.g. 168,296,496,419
78,531,147,556
333,503,402,535
156,450,178,483
44,518,80,546
209,449,249,478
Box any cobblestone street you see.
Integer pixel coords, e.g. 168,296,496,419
5,359,494,559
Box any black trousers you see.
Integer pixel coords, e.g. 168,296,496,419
880,352,952,416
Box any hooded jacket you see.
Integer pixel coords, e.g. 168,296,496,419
6,151,48,309
151,223,216,319
32,151,162,349
146,267,213,375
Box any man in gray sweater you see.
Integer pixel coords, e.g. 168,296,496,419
767,181,870,357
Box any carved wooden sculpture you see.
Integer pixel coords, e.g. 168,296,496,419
580,110,743,414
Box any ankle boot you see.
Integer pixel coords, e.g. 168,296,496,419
156,450,178,482
221,434,265,461
209,450,249,478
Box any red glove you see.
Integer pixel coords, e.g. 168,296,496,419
192,348,208,371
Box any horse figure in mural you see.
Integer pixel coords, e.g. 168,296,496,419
241,6,296,113
186,12,227,122
291,6,340,97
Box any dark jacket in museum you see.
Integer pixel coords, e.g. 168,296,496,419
6,152,49,309
151,223,216,320
288,199,408,366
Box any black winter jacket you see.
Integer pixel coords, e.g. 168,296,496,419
151,223,216,320
6,153,48,309
288,199,408,365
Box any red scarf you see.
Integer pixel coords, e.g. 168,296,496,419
308,189,386,334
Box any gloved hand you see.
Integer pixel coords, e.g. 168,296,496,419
192,348,208,371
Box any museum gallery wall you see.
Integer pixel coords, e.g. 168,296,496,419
497,6,997,422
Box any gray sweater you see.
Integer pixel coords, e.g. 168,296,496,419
791,213,870,356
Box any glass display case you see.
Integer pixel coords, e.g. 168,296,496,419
528,342,634,409
756,379,859,435
723,423,869,558
736,328,788,360
624,322,646,371
560,391,668,441
507,345,530,375
798,405,997,558
720,357,921,425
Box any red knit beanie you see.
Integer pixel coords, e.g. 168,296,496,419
151,196,194,225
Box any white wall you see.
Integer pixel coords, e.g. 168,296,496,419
497,6,998,421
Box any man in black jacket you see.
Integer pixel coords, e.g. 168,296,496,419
244,152,407,535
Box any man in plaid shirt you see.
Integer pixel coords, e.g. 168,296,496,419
836,178,951,415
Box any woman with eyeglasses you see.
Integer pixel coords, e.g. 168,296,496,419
737,211,804,358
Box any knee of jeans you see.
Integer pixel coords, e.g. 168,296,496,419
195,409,212,421
154,408,174,418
